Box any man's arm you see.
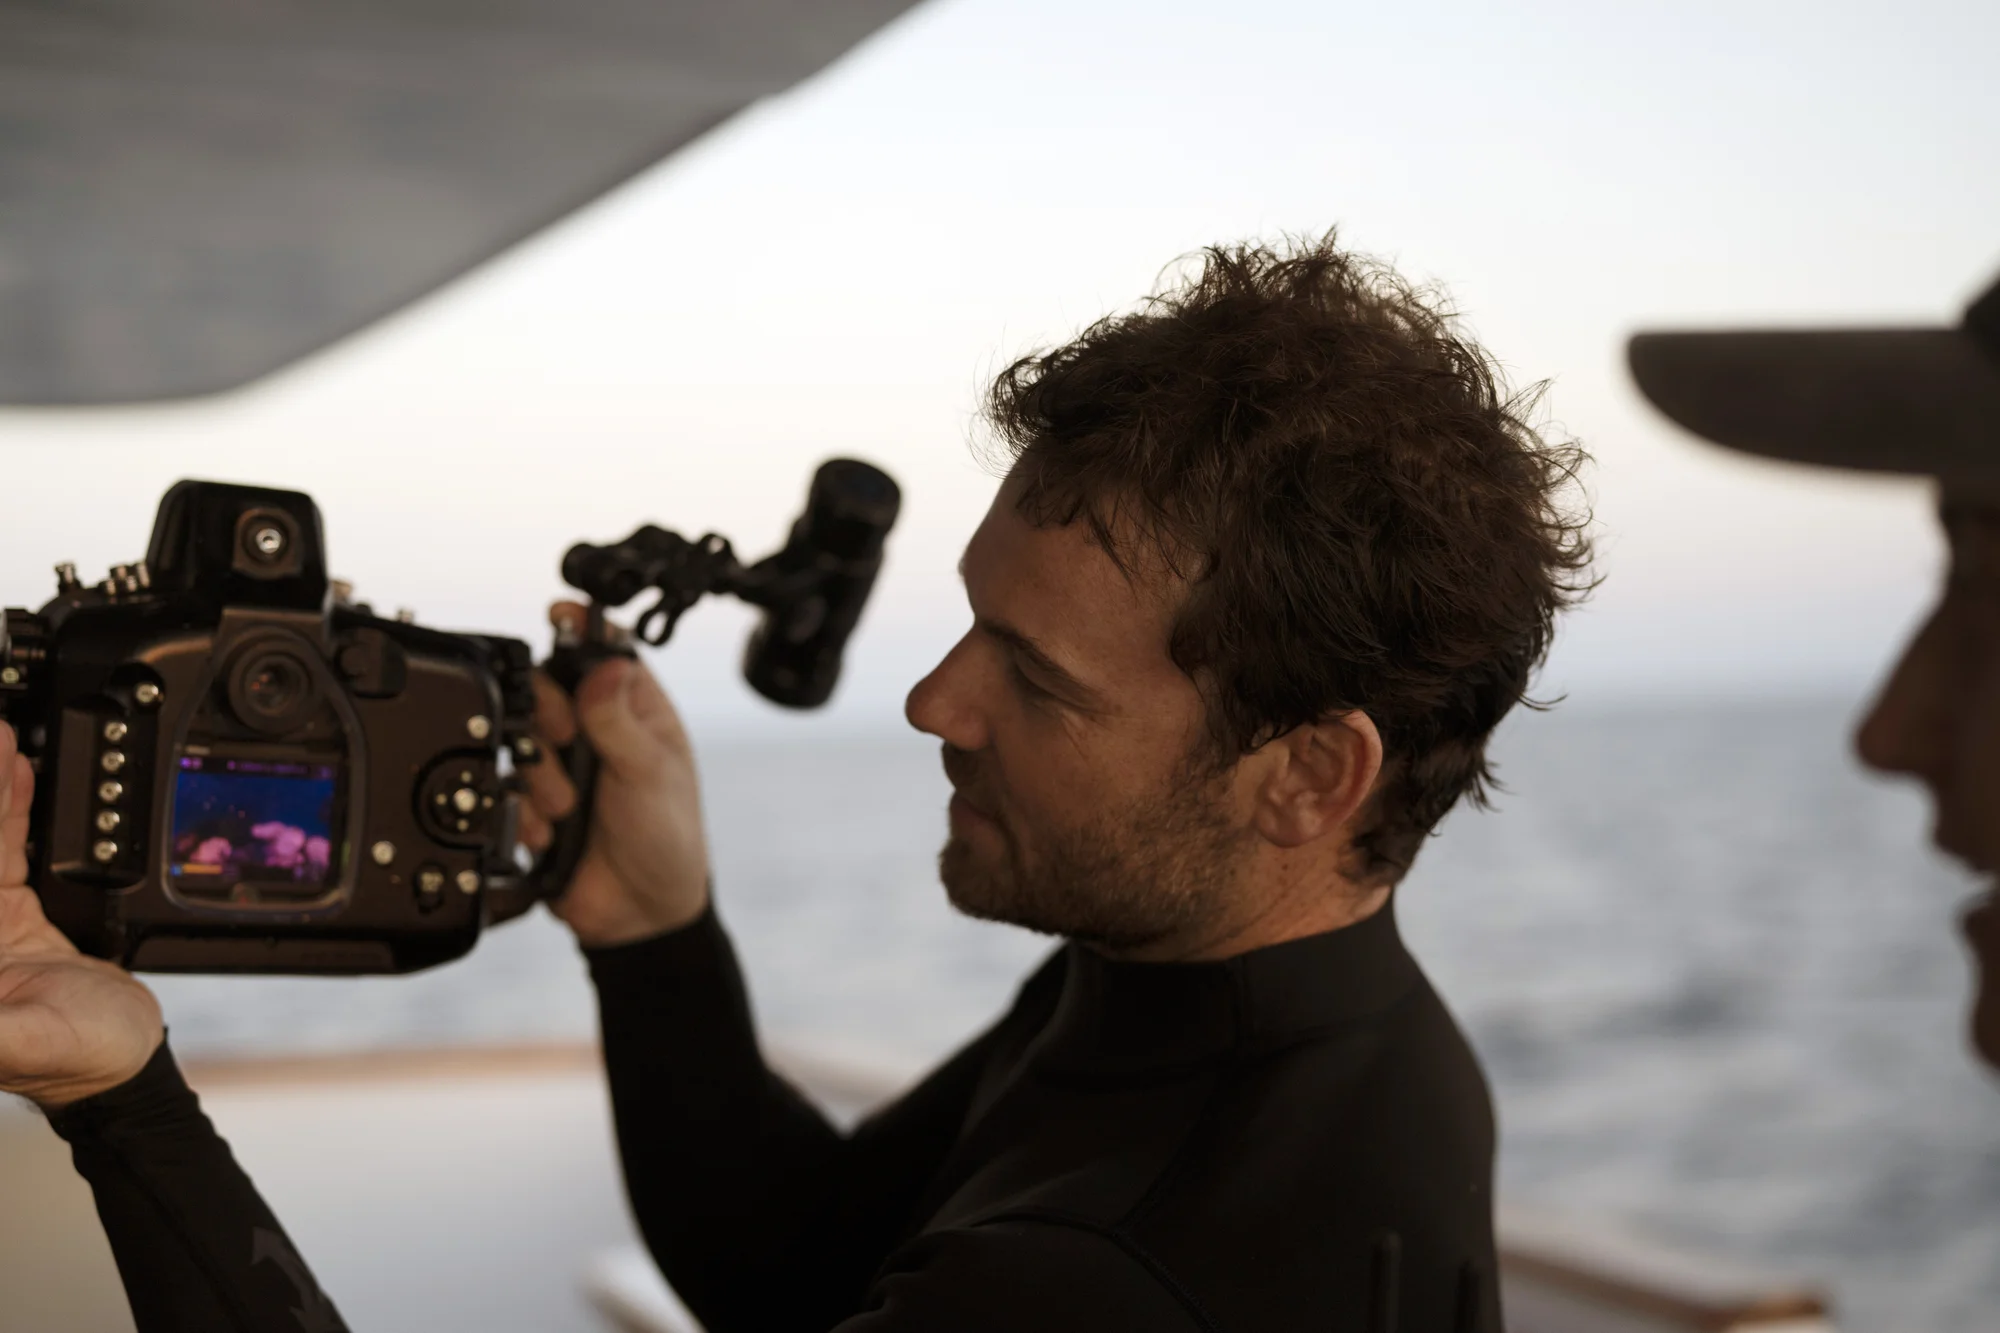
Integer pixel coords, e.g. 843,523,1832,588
587,906,1013,1333
48,1042,347,1333
0,722,345,1332
523,619,1039,1330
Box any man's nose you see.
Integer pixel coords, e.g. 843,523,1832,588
1855,622,1948,781
905,636,988,751
1855,700,1920,778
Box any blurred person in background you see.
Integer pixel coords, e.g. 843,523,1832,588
1631,264,2000,1076
0,232,1591,1332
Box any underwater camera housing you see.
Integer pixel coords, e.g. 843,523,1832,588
0,464,898,974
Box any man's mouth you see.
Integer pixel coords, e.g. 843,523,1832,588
948,790,997,832
1931,816,1993,878
940,745,1002,830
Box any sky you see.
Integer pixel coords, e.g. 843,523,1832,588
1,0,1996,740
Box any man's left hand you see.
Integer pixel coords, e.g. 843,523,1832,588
0,722,164,1110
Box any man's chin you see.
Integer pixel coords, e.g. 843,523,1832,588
937,839,1093,941
938,839,1022,925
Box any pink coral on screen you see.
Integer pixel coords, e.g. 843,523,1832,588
251,821,309,868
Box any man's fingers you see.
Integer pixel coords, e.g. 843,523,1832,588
621,659,690,748
7,752,30,816
532,673,579,749
522,743,576,822
523,668,578,846
574,660,686,785
1,754,32,888
0,724,19,826
517,805,554,855
574,660,643,774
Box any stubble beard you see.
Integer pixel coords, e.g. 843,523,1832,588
938,749,1249,953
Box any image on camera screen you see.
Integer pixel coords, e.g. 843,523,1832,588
168,755,340,894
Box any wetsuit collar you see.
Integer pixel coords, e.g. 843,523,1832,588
1034,900,1423,1077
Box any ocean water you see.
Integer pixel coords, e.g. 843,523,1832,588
149,699,2000,1332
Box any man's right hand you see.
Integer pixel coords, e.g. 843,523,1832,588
0,722,164,1109
519,603,713,949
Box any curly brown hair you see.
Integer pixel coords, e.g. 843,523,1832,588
985,231,1594,884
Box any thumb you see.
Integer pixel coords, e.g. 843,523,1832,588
573,660,667,785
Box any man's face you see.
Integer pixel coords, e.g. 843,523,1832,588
1857,504,2000,1069
904,478,1256,954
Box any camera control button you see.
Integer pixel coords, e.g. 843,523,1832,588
100,749,127,773
98,780,124,804
414,864,447,912
371,840,397,866
95,810,121,833
102,720,129,743
134,682,162,707
91,840,118,864
417,759,502,846
455,870,481,895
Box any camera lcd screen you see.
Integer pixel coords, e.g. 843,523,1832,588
168,755,339,893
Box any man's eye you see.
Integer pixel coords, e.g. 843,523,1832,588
1009,659,1053,700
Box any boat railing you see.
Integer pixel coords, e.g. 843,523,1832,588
1,1040,1836,1333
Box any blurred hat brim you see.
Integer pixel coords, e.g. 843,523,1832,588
1628,327,2000,480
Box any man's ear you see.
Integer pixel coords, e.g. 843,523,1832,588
1249,711,1384,850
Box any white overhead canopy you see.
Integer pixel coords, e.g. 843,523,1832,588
0,0,923,403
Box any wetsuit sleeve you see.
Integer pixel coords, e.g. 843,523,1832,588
586,905,1010,1333
832,1220,1206,1332
46,1039,348,1333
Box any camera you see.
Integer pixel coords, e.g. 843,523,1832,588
0,462,899,974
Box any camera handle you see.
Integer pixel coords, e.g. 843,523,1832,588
517,529,782,905
525,602,636,908
516,458,898,909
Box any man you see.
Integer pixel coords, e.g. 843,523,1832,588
1629,263,2000,1073
0,233,1591,1330
523,235,1590,1331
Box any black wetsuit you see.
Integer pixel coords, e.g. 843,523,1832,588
589,902,1502,1332
50,898,1497,1333
48,1041,348,1332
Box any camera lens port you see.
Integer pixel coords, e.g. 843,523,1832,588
227,645,321,735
